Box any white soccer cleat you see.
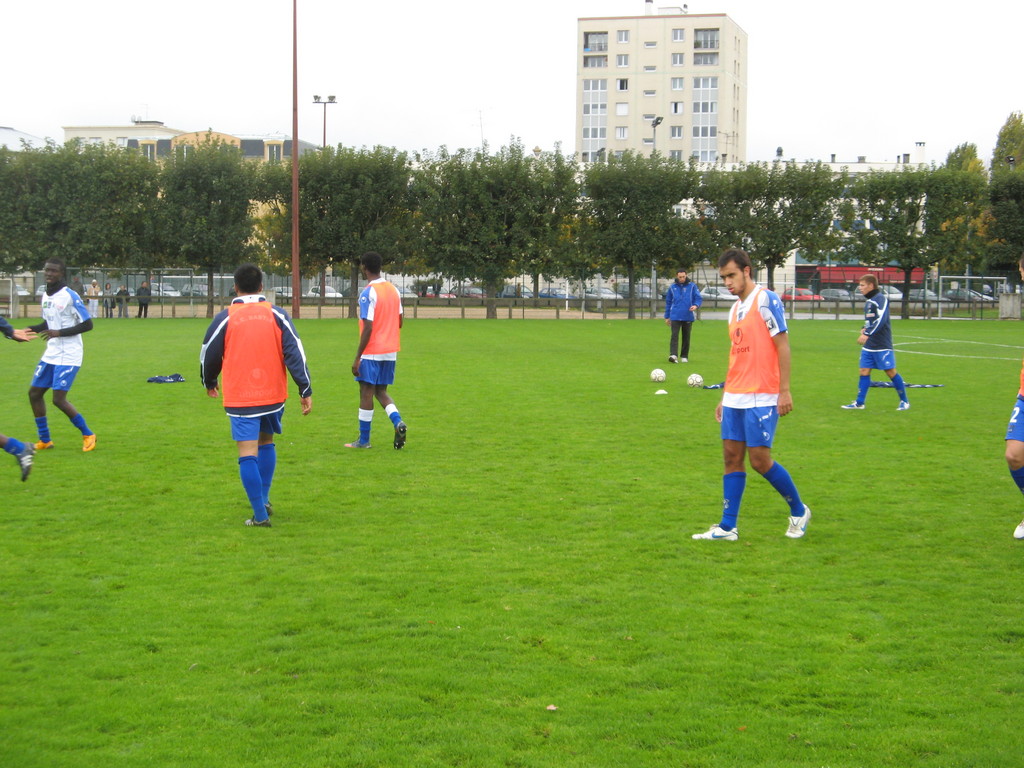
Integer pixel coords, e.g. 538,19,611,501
785,505,811,539
897,401,911,411
840,402,865,410
692,524,738,541
1014,520,1024,540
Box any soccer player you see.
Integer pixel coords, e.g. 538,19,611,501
663,267,702,363
200,264,312,527
1005,255,1024,539
346,251,407,450
840,273,910,411
27,258,97,452
692,248,811,541
1,315,37,480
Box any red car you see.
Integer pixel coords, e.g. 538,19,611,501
780,288,823,301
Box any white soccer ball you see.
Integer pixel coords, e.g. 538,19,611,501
687,373,704,388
650,368,666,382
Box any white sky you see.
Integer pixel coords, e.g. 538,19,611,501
3,0,1020,166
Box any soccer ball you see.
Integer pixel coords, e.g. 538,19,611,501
687,373,704,388
650,368,666,382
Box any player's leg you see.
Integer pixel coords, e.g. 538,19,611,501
28,360,55,448
257,413,281,516
693,408,746,540
668,321,680,362
346,378,376,448
1004,398,1024,538
51,369,96,451
1,433,35,481
233,416,269,526
374,378,407,450
883,362,910,410
746,405,810,538
679,321,692,362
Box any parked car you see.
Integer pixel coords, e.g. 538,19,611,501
584,287,624,300
397,286,419,298
305,285,344,298
459,286,487,299
150,282,181,297
497,285,534,299
538,289,578,300
907,288,944,303
275,285,293,299
944,288,995,303
820,288,859,304
424,290,457,299
699,285,738,302
619,284,655,299
181,284,218,298
878,285,903,301
780,288,823,301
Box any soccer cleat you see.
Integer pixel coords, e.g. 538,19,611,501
785,505,812,539
680,357,688,363
82,434,97,452
692,524,738,541
897,401,911,411
265,502,274,518
1015,520,1024,540
15,444,35,482
245,517,272,527
345,441,372,449
35,440,54,450
840,402,865,410
393,421,407,450
668,355,678,364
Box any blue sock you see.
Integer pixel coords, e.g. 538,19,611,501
3,438,25,455
238,455,266,520
857,374,870,404
891,373,909,403
70,413,93,436
720,471,746,530
1011,466,1024,495
257,443,276,507
358,408,373,444
762,461,805,515
35,417,50,443
385,403,402,427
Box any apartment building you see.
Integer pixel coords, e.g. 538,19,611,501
576,1,747,163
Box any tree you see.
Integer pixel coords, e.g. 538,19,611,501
937,144,988,275
158,136,262,317
415,141,580,319
989,169,1024,268
694,160,846,290
992,112,1024,174
581,151,700,318
0,141,159,275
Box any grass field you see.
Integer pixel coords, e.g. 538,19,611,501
2,314,1023,767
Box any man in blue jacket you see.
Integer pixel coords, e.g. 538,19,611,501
663,268,702,363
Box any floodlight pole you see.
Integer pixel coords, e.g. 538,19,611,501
312,95,337,150
290,0,301,317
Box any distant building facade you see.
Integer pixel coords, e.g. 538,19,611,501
576,2,747,163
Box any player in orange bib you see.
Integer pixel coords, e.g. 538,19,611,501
692,248,811,541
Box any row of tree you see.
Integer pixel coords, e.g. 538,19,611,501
2,113,1023,319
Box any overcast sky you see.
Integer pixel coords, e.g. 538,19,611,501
4,0,1020,166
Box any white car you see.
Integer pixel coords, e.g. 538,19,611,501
305,285,344,298
700,285,738,301
150,282,181,297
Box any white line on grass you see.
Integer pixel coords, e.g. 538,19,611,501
896,335,1024,361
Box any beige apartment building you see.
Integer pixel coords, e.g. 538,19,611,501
576,2,747,163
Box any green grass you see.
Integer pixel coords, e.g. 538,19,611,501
2,315,1024,767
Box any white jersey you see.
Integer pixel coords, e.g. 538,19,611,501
40,286,91,367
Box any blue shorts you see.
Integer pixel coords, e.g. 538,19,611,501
860,349,896,371
1006,396,1024,442
229,409,284,442
355,359,396,386
720,405,778,448
31,362,80,391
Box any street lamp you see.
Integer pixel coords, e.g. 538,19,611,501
312,95,337,149
651,116,663,154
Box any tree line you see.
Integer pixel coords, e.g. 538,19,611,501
3,113,1023,320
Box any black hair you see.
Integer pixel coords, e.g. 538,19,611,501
234,263,263,294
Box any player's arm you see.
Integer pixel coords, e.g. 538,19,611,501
199,314,228,393
351,320,372,377
42,318,93,340
773,331,793,416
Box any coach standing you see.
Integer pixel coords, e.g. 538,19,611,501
663,268,702,364
200,264,312,527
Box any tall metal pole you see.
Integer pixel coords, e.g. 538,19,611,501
290,0,301,317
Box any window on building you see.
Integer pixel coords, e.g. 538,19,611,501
672,53,684,66
584,55,608,68
583,79,608,91
644,41,657,48
672,28,685,42
670,126,683,139
616,54,628,67
141,142,156,161
694,53,719,66
693,101,718,113
583,103,607,115
582,126,607,139
670,150,684,161
616,126,628,140
670,102,684,114
615,102,629,116
584,32,608,51
616,78,629,91
644,65,656,72
617,29,629,43
267,143,283,163
694,29,719,49
643,89,656,97
671,77,685,90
